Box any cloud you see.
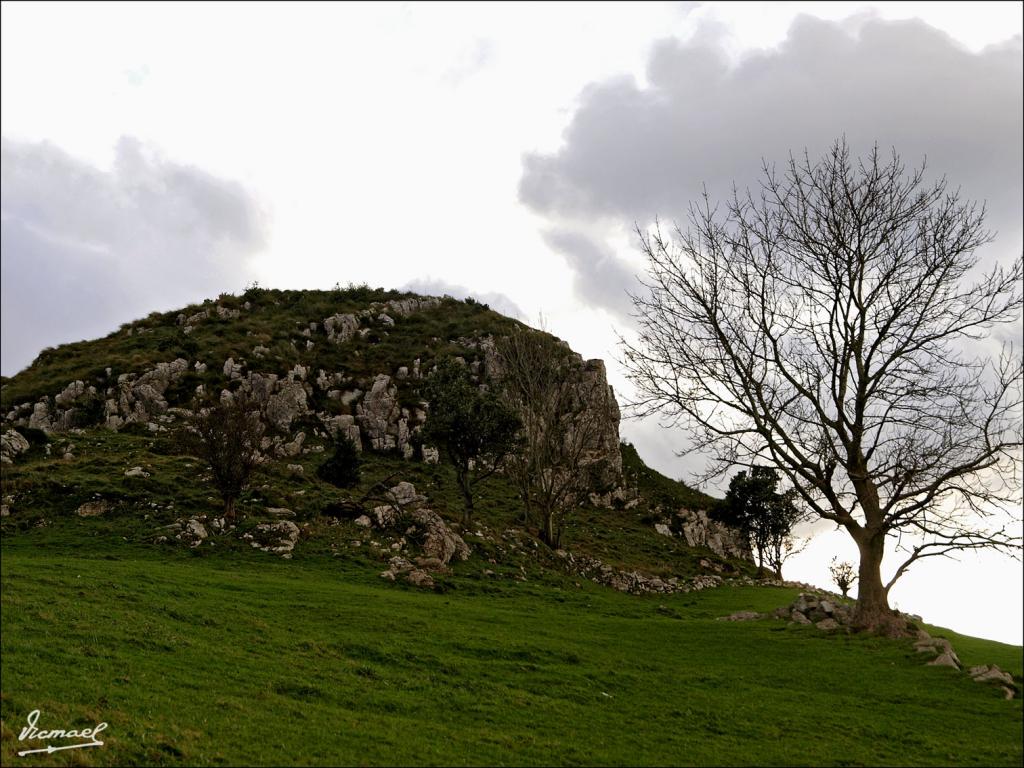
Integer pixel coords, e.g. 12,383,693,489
402,277,526,321
541,229,638,322
519,14,1023,316
1,136,268,375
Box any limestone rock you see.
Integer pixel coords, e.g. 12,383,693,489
278,431,306,458
1,429,30,464
676,507,750,560
76,500,109,517
324,313,360,343
266,381,309,431
815,618,840,631
928,652,960,669
406,507,471,565
180,519,208,547
251,520,300,555
654,523,673,537
406,569,434,588
124,466,150,478
970,665,1014,686
266,507,296,518
356,375,399,451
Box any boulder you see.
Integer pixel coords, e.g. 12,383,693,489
324,313,360,343
180,519,208,547
406,569,434,588
76,500,109,517
266,507,296,518
654,523,673,537
927,652,960,669
124,466,150,478
815,618,840,631
1,429,30,464
251,520,301,555
266,381,309,431
406,507,471,565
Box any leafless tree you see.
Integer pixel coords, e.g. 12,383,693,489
495,329,609,548
622,139,1023,633
182,391,266,522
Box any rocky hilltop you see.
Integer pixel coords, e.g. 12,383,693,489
3,289,622,492
1,286,749,581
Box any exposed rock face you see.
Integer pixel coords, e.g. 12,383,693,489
676,508,750,559
1,429,30,464
265,381,309,431
356,375,400,451
475,336,623,489
324,313,360,343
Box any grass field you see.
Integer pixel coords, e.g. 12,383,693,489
2,531,1021,767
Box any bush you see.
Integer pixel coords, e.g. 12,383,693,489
316,436,361,488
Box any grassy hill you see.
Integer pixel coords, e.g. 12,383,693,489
2,530,1021,766
1,287,1021,766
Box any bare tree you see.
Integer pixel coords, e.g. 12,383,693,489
182,391,266,522
622,139,1023,633
495,330,609,548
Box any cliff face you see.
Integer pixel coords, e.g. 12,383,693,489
2,290,623,491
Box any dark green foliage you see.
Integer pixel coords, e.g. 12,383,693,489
421,358,520,522
316,435,362,489
720,467,804,577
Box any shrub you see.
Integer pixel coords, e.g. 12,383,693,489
316,435,361,488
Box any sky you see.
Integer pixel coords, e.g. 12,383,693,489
2,1,1022,643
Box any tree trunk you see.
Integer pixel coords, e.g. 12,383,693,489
852,530,904,635
541,509,556,548
459,480,474,525
224,495,237,524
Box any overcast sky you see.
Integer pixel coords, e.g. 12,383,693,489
2,1,1021,643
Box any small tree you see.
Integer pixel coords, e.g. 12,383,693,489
183,391,265,522
720,466,806,578
830,558,857,599
422,358,520,524
316,434,361,489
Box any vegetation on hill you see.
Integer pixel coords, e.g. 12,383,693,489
2,286,1021,766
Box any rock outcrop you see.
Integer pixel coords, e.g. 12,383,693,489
1,429,30,464
674,508,751,560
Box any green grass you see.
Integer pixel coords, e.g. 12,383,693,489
1,533,1021,766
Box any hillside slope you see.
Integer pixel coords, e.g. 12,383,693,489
3,287,1020,766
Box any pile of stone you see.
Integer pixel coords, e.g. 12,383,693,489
557,550,728,595
775,592,852,631
363,481,471,588
968,665,1016,700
